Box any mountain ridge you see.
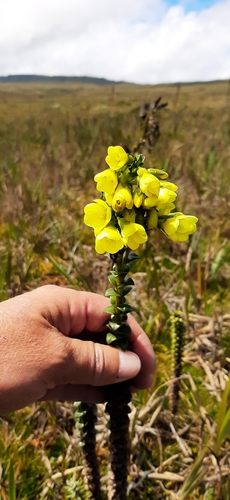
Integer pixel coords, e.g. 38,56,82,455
0,75,228,86
0,74,126,85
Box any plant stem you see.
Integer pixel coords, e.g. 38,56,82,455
105,249,133,500
106,383,131,500
74,403,101,500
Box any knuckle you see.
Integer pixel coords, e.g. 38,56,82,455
92,343,106,385
50,337,71,385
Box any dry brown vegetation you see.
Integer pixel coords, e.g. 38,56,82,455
0,80,230,499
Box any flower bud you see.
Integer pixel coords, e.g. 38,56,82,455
133,187,144,208
139,172,160,198
146,209,158,229
112,184,133,213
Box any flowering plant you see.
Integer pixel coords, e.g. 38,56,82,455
84,145,197,254
82,146,198,499
84,146,197,350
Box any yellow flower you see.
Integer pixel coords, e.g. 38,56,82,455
94,169,118,194
157,186,177,206
138,171,160,197
160,181,178,192
133,188,144,208
105,146,129,171
104,192,113,206
142,195,158,209
157,202,175,216
160,213,198,242
146,209,158,229
95,226,124,254
120,221,148,250
112,184,133,212
84,199,112,230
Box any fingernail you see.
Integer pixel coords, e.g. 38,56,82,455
118,351,141,379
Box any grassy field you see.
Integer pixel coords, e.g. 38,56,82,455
0,80,230,499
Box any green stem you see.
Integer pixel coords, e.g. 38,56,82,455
105,248,134,500
114,250,130,327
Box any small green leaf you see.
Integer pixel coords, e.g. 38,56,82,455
110,296,117,305
108,275,117,286
123,285,133,296
105,288,120,297
108,321,121,332
124,277,135,286
117,304,134,313
127,252,139,262
106,333,118,345
110,270,119,278
103,306,117,315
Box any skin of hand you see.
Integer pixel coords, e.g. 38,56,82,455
0,285,156,415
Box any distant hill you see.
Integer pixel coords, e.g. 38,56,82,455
0,75,126,85
0,75,228,86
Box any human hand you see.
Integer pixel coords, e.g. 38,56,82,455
0,285,156,414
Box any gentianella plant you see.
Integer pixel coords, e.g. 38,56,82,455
81,146,198,500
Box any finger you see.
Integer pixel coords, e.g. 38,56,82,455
52,336,141,387
34,286,112,335
40,384,107,404
128,314,156,375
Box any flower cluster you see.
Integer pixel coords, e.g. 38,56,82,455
84,146,198,254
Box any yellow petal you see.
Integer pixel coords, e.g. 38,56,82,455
84,200,111,229
120,222,148,250
95,226,124,254
105,146,129,171
94,169,118,194
139,172,160,197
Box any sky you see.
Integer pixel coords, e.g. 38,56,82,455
0,0,229,84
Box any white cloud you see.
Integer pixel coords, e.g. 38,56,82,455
0,0,229,83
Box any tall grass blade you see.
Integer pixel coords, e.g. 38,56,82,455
214,377,230,453
175,447,208,500
8,460,16,500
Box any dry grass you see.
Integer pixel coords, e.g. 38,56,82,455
0,80,229,499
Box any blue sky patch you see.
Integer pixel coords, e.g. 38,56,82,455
166,0,218,12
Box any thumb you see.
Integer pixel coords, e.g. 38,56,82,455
54,338,141,387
